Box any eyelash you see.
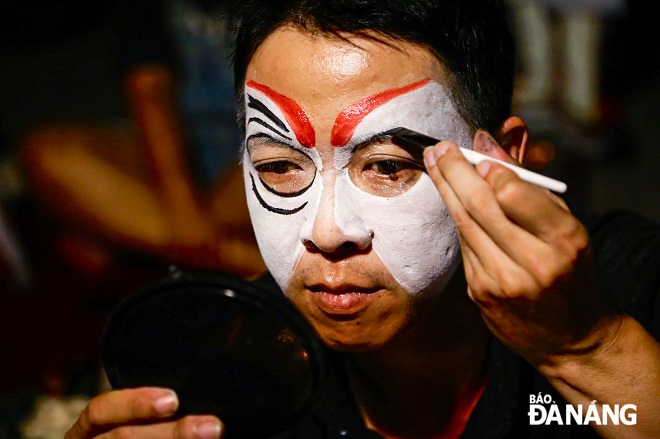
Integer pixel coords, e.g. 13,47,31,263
369,160,407,174
255,161,301,174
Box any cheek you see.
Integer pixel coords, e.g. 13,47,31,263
242,156,322,289
335,173,461,295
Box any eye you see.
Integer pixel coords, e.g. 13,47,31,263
363,158,423,180
256,161,301,175
247,136,316,196
367,160,410,179
350,154,424,197
253,157,315,196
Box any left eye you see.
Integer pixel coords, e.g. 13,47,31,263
366,159,422,181
257,161,301,174
369,160,406,176
351,156,424,196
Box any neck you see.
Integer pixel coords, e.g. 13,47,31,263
344,272,491,438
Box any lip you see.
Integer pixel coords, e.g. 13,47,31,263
307,284,380,316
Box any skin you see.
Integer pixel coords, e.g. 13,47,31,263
424,138,660,439
67,27,659,439
243,28,482,354
243,78,472,296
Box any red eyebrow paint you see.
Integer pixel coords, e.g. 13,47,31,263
246,80,316,148
330,78,430,147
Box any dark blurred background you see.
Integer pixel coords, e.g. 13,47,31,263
0,0,659,437
0,1,266,437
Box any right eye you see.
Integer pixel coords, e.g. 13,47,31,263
256,161,300,175
254,159,315,196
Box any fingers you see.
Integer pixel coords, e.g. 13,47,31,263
423,141,587,294
477,158,590,264
425,141,572,243
424,142,548,264
477,161,575,237
424,148,513,271
424,137,602,362
66,387,223,439
82,388,177,429
93,416,223,439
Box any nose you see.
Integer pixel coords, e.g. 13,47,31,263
300,182,372,257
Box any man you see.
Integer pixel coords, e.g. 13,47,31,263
66,0,659,438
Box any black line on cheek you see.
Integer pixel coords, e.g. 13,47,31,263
247,95,290,133
259,170,315,198
250,173,307,215
248,117,292,141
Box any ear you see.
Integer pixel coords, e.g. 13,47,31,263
472,116,528,165
498,116,528,163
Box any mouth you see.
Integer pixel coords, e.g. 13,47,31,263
306,283,380,316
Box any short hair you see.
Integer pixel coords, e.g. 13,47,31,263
224,0,515,135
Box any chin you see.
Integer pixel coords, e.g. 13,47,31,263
311,317,399,353
287,284,414,352
322,336,387,353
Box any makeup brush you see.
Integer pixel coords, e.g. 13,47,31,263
385,127,567,193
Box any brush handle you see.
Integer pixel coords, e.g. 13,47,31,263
386,127,567,193
459,148,567,193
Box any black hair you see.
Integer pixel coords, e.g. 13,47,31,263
223,0,515,135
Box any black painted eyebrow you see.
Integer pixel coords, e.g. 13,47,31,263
350,132,396,153
350,131,425,165
247,95,290,133
245,133,314,163
246,132,292,147
247,117,292,141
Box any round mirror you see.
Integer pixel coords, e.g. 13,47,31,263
102,270,326,438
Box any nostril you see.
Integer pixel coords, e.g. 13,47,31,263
302,238,320,253
300,188,373,256
302,233,372,258
321,241,372,261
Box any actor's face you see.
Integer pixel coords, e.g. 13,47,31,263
242,27,473,350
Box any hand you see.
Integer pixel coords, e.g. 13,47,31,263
423,132,619,366
65,387,223,439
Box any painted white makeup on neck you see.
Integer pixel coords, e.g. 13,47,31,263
243,79,471,295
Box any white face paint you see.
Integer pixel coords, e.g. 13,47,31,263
243,79,472,295
242,81,323,288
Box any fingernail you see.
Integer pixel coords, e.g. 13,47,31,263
423,148,436,168
424,143,451,168
477,161,492,177
153,392,178,415
433,142,450,160
196,420,222,439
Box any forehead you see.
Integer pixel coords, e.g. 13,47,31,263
245,26,447,115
